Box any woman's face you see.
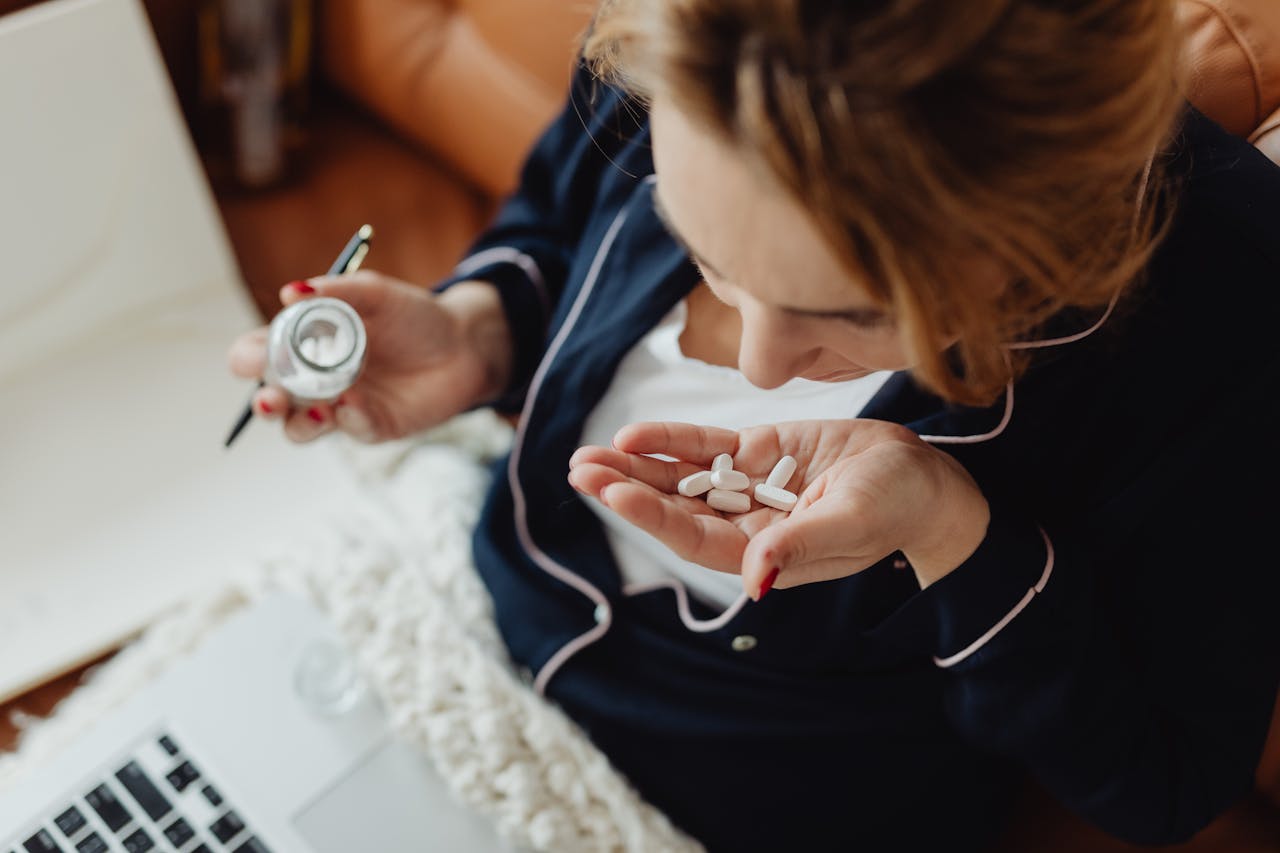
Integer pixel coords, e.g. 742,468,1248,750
650,97,914,388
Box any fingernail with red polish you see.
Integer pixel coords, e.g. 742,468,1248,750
288,280,315,294
257,400,273,415
307,407,324,423
758,567,780,600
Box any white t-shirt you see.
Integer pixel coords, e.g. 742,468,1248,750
578,299,893,608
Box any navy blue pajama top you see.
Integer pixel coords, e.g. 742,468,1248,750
434,62,1280,850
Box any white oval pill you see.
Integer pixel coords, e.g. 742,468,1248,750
707,488,751,513
766,455,797,489
710,468,750,491
754,483,798,512
712,453,734,473
677,470,714,497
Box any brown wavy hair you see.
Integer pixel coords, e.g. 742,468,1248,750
584,0,1184,406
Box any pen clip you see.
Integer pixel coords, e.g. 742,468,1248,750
344,242,370,275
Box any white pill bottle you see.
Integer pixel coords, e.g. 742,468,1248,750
263,297,367,404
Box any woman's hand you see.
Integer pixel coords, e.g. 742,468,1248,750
227,273,511,443
567,420,990,598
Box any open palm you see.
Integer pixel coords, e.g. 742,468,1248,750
567,418,971,597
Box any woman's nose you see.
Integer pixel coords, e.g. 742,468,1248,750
735,308,813,389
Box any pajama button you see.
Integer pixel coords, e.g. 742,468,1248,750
731,634,757,652
593,603,610,624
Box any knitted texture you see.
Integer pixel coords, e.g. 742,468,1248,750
0,411,701,853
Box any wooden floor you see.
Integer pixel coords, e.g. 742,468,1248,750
0,652,115,753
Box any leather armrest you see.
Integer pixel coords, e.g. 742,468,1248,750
1179,0,1280,139
1247,103,1280,163
319,0,590,197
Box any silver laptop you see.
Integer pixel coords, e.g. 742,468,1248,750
0,592,516,852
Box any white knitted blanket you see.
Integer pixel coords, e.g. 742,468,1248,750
0,411,701,853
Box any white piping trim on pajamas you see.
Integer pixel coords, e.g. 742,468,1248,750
918,377,1016,445
917,154,1153,447
621,580,750,632
932,525,1055,668
915,157,1153,661
453,246,551,318
511,184,644,696
519,177,752,690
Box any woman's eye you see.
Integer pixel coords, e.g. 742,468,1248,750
836,313,895,332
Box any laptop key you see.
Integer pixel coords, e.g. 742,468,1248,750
121,829,152,853
161,817,194,848
84,784,132,833
231,838,272,853
190,846,212,853
52,806,86,838
115,762,172,822
201,784,223,808
21,829,60,852
73,835,106,853
209,811,245,844
156,735,179,757
164,760,200,793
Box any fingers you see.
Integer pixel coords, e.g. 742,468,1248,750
228,327,268,379
747,556,875,596
595,480,748,574
611,422,739,466
252,385,289,419
566,450,747,573
741,497,879,597
250,380,336,444
567,445,702,494
247,381,326,443
228,326,321,441
279,271,389,315
566,462,629,499
279,279,315,306
249,388,377,444
282,400,336,443
332,396,380,442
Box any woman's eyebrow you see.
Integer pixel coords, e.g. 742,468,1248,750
651,190,728,280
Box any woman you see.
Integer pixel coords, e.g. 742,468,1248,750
229,0,1280,849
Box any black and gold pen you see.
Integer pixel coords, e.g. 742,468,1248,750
223,224,373,448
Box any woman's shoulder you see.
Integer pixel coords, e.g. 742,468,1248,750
1133,108,1280,351
1162,107,1280,270
1021,112,1276,401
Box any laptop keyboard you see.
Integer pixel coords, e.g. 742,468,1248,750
9,732,272,853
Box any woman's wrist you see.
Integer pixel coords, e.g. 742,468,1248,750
902,462,991,589
435,279,515,407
